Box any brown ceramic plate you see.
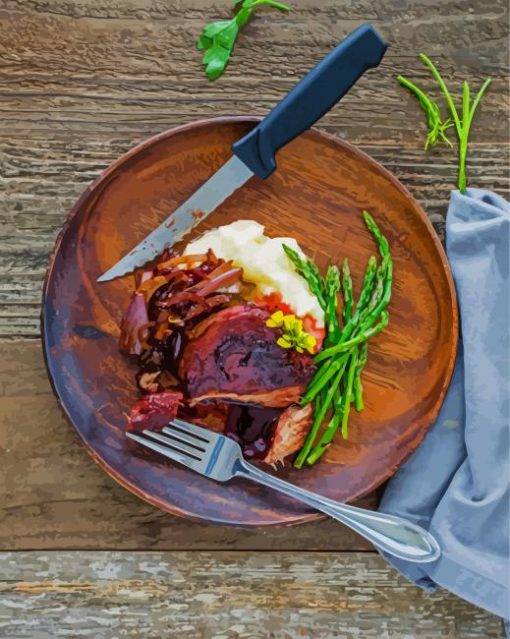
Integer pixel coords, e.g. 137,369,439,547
42,117,458,526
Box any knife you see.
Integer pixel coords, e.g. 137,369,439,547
97,24,387,282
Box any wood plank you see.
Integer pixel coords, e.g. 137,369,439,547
0,0,507,137
1,135,508,336
0,338,379,550
0,1,507,149
0,0,508,337
0,551,504,638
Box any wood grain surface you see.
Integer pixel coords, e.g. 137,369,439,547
0,551,505,638
0,0,508,633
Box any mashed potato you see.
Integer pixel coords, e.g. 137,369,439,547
184,220,325,327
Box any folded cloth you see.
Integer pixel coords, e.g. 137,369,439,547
379,188,510,621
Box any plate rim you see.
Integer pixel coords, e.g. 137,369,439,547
41,116,459,526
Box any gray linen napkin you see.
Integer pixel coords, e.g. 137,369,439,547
379,188,510,621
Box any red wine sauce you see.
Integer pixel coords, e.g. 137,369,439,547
224,403,281,460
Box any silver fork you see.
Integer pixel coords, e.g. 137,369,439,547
127,419,440,563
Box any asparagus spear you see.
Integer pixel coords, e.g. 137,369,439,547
325,265,341,344
284,211,393,468
313,311,389,363
294,364,347,469
300,351,351,405
306,350,358,464
341,258,353,326
340,353,357,439
335,256,380,343
353,341,368,411
282,244,327,310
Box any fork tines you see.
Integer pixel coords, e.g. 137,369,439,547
125,419,216,469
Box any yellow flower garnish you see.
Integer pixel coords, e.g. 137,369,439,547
266,311,317,354
266,310,285,328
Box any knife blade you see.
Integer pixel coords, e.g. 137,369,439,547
97,156,252,282
98,24,387,282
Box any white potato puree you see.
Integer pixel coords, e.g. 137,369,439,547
184,220,324,327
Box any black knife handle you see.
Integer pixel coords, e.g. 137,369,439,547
232,24,387,179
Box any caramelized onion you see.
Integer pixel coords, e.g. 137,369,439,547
156,253,209,272
136,268,155,287
153,322,173,342
189,267,242,296
119,293,149,356
203,261,235,279
163,269,191,285
204,294,231,310
137,321,156,350
136,275,168,303
157,290,208,310
121,251,238,362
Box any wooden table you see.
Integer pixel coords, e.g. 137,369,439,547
0,1,508,636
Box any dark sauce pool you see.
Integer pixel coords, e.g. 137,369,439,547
224,403,281,460
137,329,187,389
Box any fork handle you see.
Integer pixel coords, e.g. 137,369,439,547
236,459,440,563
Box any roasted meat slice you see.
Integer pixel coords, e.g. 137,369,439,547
127,391,183,434
263,404,313,464
179,304,315,407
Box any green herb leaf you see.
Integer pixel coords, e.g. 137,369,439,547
197,19,239,81
398,54,491,192
397,75,453,149
198,0,291,81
